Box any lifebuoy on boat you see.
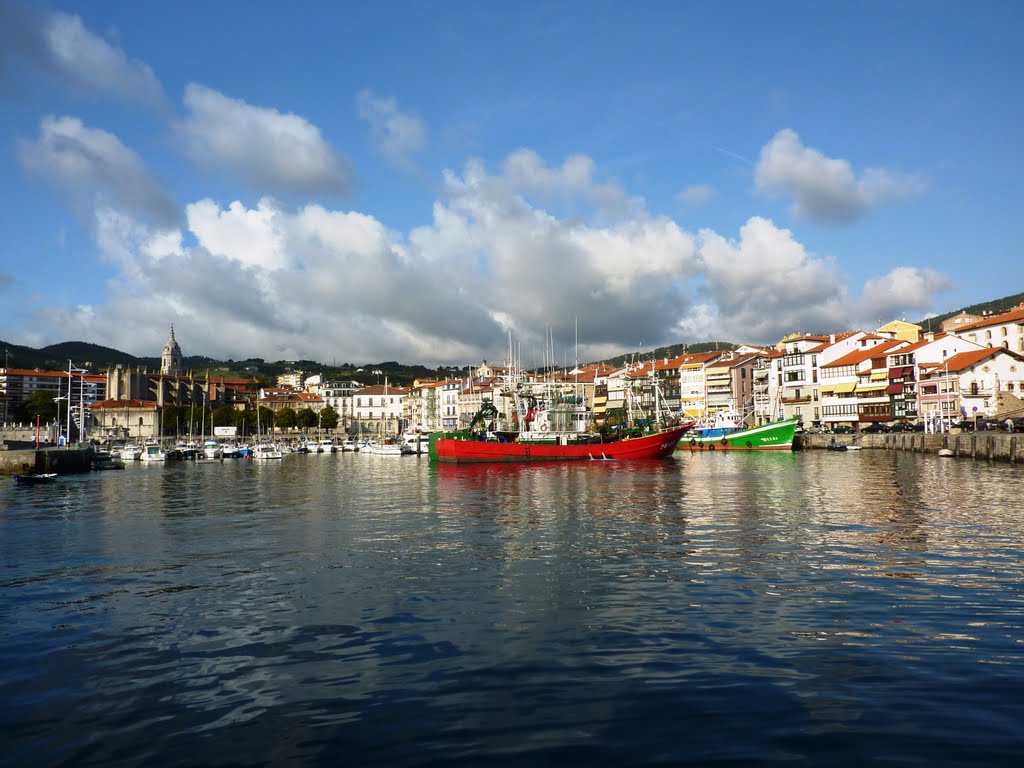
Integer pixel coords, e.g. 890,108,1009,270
720,437,729,447
708,443,715,451
538,422,549,432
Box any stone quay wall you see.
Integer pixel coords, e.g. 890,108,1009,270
0,446,95,476
803,432,1023,464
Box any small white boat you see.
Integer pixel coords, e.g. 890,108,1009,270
221,443,239,458
120,443,142,461
318,438,336,453
401,431,429,453
252,442,283,460
938,448,954,457
203,439,223,460
14,473,58,485
340,438,360,452
140,443,166,462
363,439,413,456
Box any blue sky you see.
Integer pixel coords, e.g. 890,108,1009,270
0,0,1020,366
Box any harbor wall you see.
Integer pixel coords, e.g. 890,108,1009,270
0,447,94,476
802,432,1023,464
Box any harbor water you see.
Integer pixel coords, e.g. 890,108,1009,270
2,451,1023,766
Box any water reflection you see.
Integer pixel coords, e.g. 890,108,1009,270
2,450,1024,766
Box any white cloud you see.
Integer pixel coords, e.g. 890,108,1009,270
356,90,427,170
18,115,180,227
179,84,353,196
695,216,848,341
677,185,715,206
14,145,948,362
856,266,954,323
0,5,167,111
755,129,924,223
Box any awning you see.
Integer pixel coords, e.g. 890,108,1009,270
871,371,888,381
889,366,913,377
857,383,888,392
887,383,904,395
832,381,856,393
819,384,836,394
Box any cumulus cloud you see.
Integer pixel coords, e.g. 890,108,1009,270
0,4,167,111
856,266,954,323
755,129,924,223
677,185,715,206
18,115,180,227
14,143,948,363
356,90,427,170
179,84,354,196
695,216,848,341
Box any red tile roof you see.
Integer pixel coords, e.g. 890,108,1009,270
954,305,1024,333
822,340,905,368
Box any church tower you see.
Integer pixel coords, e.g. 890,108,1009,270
161,326,183,375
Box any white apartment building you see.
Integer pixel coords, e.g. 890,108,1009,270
352,383,408,436
952,305,1024,355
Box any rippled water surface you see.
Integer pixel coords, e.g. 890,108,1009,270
3,451,1024,766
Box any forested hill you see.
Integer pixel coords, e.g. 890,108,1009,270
598,341,738,369
916,291,1024,331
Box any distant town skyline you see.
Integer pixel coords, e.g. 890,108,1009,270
1,1,1021,367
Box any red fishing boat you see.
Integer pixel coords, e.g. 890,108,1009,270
431,424,691,464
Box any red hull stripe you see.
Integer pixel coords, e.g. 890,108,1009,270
435,426,690,464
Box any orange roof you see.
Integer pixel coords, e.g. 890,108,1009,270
354,384,410,396
822,340,905,368
955,305,1024,333
90,399,158,409
942,347,1024,373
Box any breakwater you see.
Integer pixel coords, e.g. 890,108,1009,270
0,446,94,475
803,431,1023,463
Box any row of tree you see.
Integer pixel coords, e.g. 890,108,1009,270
159,404,339,436
12,391,340,438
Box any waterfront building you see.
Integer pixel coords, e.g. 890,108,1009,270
705,352,759,420
951,303,1024,355
886,334,987,426
353,383,409,437
819,340,906,430
88,399,160,440
404,380,444,433
918,347,1024,426
317,380,362,432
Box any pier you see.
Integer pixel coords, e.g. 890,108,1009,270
802,431,1023,463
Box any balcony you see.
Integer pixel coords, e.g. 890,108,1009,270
782,395,811,404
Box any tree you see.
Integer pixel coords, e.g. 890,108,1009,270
17,390,59,424
161,404,185,436
276,407,297,431
257,406,274,435
319,406,339,431
296,407,317,429
212,403,236,428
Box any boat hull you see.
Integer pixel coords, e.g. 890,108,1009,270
433,426,690,464
677,418,800,452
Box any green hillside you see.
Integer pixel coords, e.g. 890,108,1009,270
916,291,1024,331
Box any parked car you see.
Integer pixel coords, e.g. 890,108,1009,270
1011,417,1024,433
889,421,915,433
951,420,975,432
831,425,854,434
861,423,889,434
976,418,1003,432
911,422,925,432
